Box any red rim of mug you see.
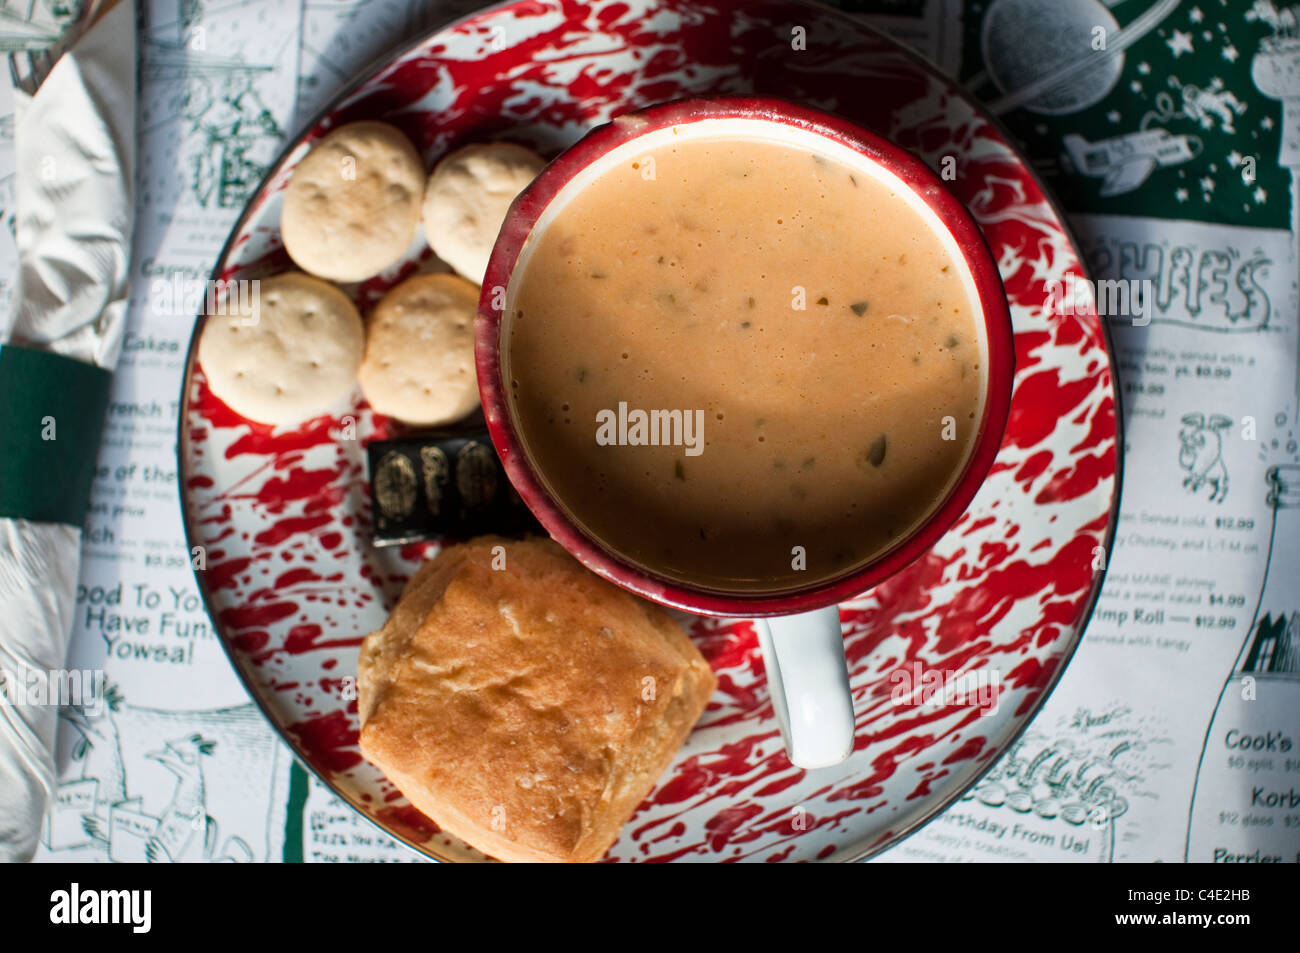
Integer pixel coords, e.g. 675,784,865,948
476,96,1015,617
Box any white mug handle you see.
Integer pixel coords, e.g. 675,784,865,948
754,606,855,769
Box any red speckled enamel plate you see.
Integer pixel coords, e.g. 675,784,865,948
179,0,1121,862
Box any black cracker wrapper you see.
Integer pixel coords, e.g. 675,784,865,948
367,428,541,546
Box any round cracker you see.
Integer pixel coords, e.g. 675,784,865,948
198,272,364,425
357,273,481,426
422,141,546,285
282,121,425,282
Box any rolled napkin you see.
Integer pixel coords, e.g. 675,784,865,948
0,0,135,862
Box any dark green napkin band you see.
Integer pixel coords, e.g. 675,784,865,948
0,344,112,527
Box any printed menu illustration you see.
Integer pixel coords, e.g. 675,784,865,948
63,0,302,713
19,0,306,862
881,0,1300,864
1186,464,1300,863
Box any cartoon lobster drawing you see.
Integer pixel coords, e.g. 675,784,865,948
963,732,1135,861
1178,413,1231,503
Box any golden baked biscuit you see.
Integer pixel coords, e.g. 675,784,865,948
358,537,716,862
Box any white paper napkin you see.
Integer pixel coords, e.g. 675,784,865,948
0,0,135,863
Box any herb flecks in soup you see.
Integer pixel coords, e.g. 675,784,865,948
506,136,983,591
